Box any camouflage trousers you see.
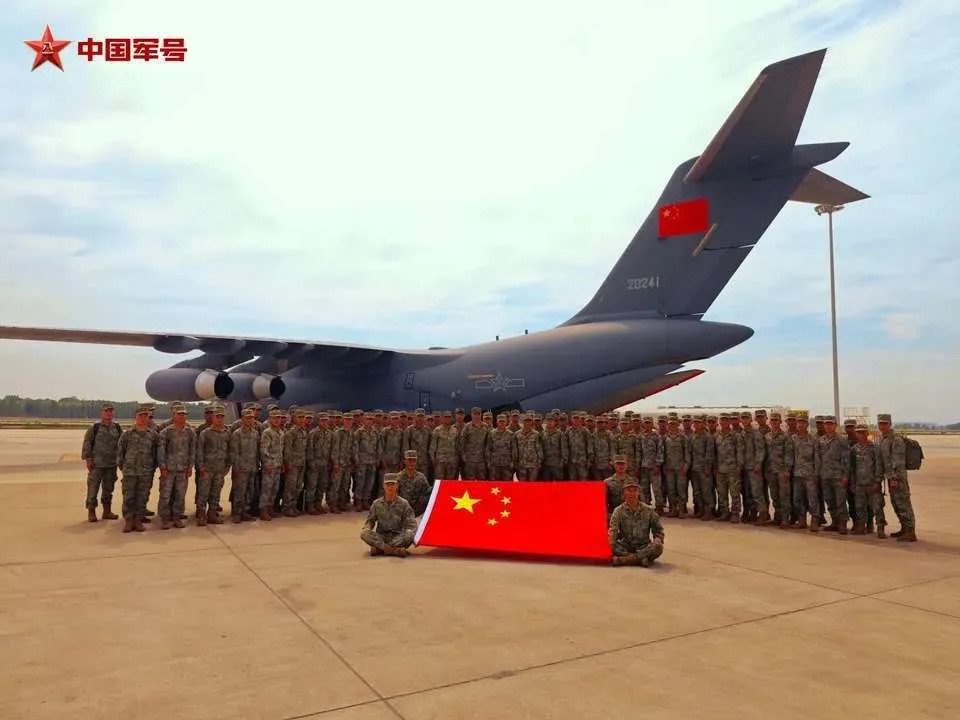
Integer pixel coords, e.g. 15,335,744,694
85,466,117,509
765,467,779,512
303,466,331,507
516,467,538,481
433,462,458,481
590,463,610,481
854,483,886,527
283,465,305,509
140,471,156,515
821,477,849,526
716,471,741,515
568,463,590,480
259,469,282,509
686,469,702,511
489,465,513,482
361,528,415,550
337,468,354,507
796,475,821,520
663,468,687,507
158,470,189,520
197,469,226,513
120,473,152,518
888,476,916,530
775,472,792,521
354,464,377,502
462,461,487,480
695,469,714,511
612,540,663,563
639,468,658,505
541,464,565,481
230,470,254,513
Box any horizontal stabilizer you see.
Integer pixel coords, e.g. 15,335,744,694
789,168,870,205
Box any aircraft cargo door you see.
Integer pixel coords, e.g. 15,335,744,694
418,391,432,413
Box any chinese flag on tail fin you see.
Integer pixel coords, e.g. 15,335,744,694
414,480,611,560
658,197,710,238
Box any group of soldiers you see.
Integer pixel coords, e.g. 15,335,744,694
80,401,918,545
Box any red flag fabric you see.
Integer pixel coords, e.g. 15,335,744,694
414,480,611,560
658,197,710,238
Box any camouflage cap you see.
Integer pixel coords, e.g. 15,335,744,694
707,414,718,421
135,403,151,414
374,409,384,415
482,411,492,419
388,410,400,417
203,405,214,414
843,418,856,427
269,409,284,418
769,412,781,420
739,412,751,419
471,407,482,414
145,403,156,410
754,408,767,416
268,404,279,411
694,414,706,422
101,402,114,410
496,413,508,422
289,405,300,412
641,416,653,423
441,410,452,418
171,403,187,414
318,412,329,419
822,415,836,423
877,413,892,423
241,408,255,418
623,410,634,417
511,410,521,416
382,473,399,485
455,407,465,414
786,412,798,420
855,423,868,432
613,454,627,464
523,413,534,421
414,408,425,416
619,416,631,424
667,412,678,419
622,477,640,488
303,410,315,418
667,417,679,424
682,414,693,421
212,404,226,415
404,450,418,460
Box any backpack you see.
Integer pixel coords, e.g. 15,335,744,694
903,436,924,471
90,421,121,447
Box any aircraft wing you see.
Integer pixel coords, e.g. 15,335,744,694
0,324,399,364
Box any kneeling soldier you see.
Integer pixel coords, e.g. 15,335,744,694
608,477,665,567
361,473,418,557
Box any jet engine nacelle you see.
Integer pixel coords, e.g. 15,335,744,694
145,368,235,402
225,373,286,402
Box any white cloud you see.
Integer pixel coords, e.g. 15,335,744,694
1,0,958,421
882,313,919,341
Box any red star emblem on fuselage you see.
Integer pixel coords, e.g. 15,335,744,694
25,25,71,71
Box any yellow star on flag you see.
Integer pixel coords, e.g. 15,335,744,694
491,487,501,495
501,496,511,505
451,491,481,513
500,510,510,518
487,518,498,526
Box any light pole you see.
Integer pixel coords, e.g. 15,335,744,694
814,203,844,422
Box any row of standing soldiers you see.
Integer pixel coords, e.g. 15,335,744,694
80,402,918,540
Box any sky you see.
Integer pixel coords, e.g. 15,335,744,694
1,0,958,422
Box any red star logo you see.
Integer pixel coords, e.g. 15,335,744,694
25,25,71,72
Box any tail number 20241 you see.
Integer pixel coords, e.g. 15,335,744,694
626,276,660,290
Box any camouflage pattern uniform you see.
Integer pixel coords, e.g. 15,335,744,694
487,420,517,481
608,496,665,565
541,422,568,481
259,413,285,517
379,416,405,473
281,413,308,513
715,423,745,520
402,415,432,477
354,422,380,507
81,417,123,514
592,420,615,481
117,419,157,527
818,428,850,531
360,492,418,550
878,423,916,535
333,422,358,510
661,430,691,516
766,425,792,525
514,422,543,481
305,418,335,511
743,420,767,521
613,425,638,477
397,464,431,516
460,415,489,480
197,420,231,521
637,428,663,508
429,418,460,481
156,418,196,526
690,422,715,519
852,435,886,533
790,431,820,529
566,415,594,480
228,417,260,519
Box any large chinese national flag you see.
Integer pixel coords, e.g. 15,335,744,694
658,197,710,238
414,480,611,560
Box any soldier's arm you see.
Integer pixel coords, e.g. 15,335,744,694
587,432,596,466
874,447,885,484
511,435,519,469
891,435,907,477
607,507,620,551
228,432,239,467
814,441,822,478
350,433,359,467
117,431,127,468
650,512,665,542
402,502,418,533
157,428,168,471
81,426,94,462
683,436,691,469
656,437,664,466
362,504,377,532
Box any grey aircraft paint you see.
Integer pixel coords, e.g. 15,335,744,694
0,49,868,415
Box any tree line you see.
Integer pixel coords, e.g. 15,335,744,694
0,395,207,420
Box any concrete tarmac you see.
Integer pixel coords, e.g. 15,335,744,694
1,429,959,720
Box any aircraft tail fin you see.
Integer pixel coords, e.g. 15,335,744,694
564,49,866,325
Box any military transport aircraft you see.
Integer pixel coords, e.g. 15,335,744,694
0,49,867,416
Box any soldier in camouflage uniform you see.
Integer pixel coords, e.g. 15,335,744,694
592,415,615,481
613,418,638,479
196,404,231,525
81,402,123,522
715,414,745,522
689,416,715,519
608,477,664,567
818,416,850,534
765,412,791,526
741,411,767,523
604,454,631,520
280,410,308,515
192,406,215,515
304,412,335,513
258,409,285,520
877,413,916,541
156,403,196,529
402,409,432,480
397,450,431,515
354,413,380,510
851,424,887,537
332,413,358,511
429,411,460,481
637,417,663,509
514,414,543,480
379,411,405,474
117,404,157,533
661,418,691,517
487,414,517,481
229,408,260,522
541,413,568,481
361,473,418,557
790,418,821,531
843,418,861,529
566,412,594,480
460,408,489,480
